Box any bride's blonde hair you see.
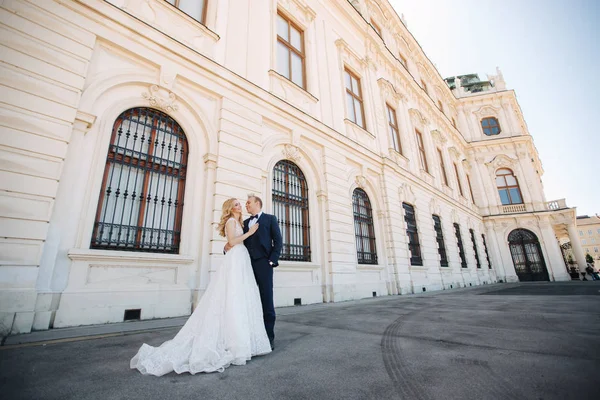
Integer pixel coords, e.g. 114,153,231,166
217,198,243,237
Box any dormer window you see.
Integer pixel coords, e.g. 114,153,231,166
481,117,501,136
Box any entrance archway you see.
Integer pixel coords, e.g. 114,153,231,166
508,229,549,281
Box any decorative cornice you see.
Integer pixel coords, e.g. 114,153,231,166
278,0,316,25
430,129,447,144
448,146,462,161
398,182,416,204
485,154,518,171
378,78,406,104
408,108,428,127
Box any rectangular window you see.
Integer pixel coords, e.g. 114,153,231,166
482,234,492,269
344,68,366,129
467,175,475,204
597,229,600,234
371,19,382,37
582,239,587,245
415,130,429,172
454,223,467,268
403,203,422,266
421,79,428,95
276,12,306,88
433,215,448,267
595,247,598,253
399,53,407,68
454,163,464,197
589,230,593,235
167,0,208,24
579,230,584,236
470,229,481,268
386,104,402,154
437,148,448,186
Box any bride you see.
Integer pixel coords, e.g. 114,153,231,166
130,198,272,376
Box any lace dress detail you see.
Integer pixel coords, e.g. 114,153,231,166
130,218,271,376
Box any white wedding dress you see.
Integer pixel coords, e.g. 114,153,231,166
130,218,272,376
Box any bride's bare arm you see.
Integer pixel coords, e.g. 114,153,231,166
225,219,259,247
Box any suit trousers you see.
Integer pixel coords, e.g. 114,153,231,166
251,256,275,341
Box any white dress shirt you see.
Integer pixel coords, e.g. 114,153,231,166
248,211,262,228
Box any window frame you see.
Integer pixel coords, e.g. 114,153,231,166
482,234,492,269
415,129,429,173
454,223,468,268
386,104,402,155
454,163,464,197
466,174,475,204
403,203,422,266
470,229,481,269
344,67,366,129
481,116,501,136
433,215,448,267
91,107,188,254
276,11,307,89
353,188,378,265
437,148,448,186
496,168,523,205
166,0,208,25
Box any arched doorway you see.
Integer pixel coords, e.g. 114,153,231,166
508,229,549,281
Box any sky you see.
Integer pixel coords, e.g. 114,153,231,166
389,0,599,216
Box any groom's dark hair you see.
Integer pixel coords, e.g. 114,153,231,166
248,194,263,208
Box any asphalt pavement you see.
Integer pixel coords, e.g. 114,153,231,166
1,282,599,400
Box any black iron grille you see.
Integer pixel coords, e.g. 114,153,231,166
403,203,422,266
91,107,188,253
433,215,448,267
353,188,377,264
273,160,310,261
470,229,481,268
482,234,492,269
454,223,468,268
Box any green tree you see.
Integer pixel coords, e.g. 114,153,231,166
586,253,594,264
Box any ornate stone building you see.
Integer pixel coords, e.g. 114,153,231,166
0,0,583,335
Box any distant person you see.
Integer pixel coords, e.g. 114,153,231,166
585,264,600,281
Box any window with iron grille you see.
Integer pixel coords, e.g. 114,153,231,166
432,215,448,267
403,203,422,266
91,107,188,253
353,188,377,264
470,229,481,268
481,117,501,135
165,0,208,25
454,223,467,268
482,234,492,269
272,160,310,261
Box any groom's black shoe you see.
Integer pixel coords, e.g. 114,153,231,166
270,339,275,350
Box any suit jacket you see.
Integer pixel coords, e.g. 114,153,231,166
243,213,283,267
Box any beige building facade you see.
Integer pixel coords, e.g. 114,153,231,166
0,0,585,335
576,215,600,260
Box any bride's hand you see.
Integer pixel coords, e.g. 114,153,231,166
248,223,259,235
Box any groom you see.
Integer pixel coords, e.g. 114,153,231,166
225,194,282,349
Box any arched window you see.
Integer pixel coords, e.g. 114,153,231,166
353,188,377,264
91,107,188,253
481,117,501,136
496,168,523,205
272,160,310,261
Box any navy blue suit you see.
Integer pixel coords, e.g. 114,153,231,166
243,212,282,342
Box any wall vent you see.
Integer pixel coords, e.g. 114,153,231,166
124,309,141,321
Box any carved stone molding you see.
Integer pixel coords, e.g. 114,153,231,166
378,78,405,104
430,129,447,144
474,105,501,120
278,0,316,25
203,153,218,169
451,209,459,224
399,183,416,204
74,111,97,133
355,175,367,189
408,108,428,127
485,154,518,172
142,85,178,112
461,159,472,172
448,146,462,161
282,144,302,162
429,197,441,216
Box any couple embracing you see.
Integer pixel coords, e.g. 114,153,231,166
131,195,283,376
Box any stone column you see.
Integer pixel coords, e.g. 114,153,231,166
567,223,588,275
538,218,570,281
